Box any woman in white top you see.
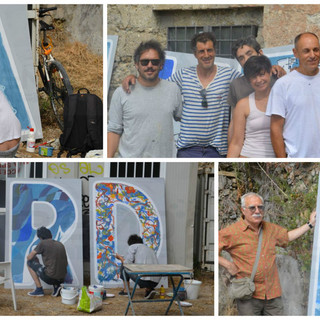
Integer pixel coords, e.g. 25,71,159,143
227,55,275,158
0,90,21,157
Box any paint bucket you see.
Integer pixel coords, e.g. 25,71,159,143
184,279,202,300
39,146,54,156
61,286,78,305
88,285,104,299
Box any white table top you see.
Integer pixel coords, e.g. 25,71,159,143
123,264,193,274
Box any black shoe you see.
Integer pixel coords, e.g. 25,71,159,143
119,290,128,296
52,285,62,297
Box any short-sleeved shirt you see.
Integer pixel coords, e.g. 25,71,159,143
35,239,68,280
219,219,289,300
266,70,320,158
169,65,241,155
108,80,182,158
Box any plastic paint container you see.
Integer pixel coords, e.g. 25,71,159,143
88,285,104,299
184,279,202,300
61,286,78,305
39,146,54,156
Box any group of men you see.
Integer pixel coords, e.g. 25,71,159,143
107,31,320,158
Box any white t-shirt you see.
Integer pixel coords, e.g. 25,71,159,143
0,90,21,143
266,70,320,158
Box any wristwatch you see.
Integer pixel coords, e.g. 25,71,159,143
307,221,313,229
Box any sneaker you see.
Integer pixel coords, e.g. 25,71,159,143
145,289,156,299
52,285,62,297
28,287,44,297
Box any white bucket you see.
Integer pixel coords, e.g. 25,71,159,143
61,287,78,305
184,279,202,300
88,285,104,299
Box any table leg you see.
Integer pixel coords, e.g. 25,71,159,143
165,275,184,315
123,268,136,315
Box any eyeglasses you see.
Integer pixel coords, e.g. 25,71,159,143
139,59,161,66
200,89,208,108
244,205,265,213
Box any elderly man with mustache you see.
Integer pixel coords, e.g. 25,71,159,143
219,192,316,315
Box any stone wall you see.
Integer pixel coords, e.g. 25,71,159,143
219,163,320,315
45,4,103,55
107,4,320,103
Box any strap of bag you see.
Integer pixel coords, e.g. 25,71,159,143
78,88,90,94
250,228,263,282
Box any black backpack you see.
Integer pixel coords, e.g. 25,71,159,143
58,88,103,157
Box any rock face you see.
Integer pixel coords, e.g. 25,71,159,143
52,5,103,55
219,162,320,315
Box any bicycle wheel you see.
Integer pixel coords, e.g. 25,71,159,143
48,60,73,130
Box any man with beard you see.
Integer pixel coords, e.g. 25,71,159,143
107,40,182,158
219,192,316,315
266,32,320,157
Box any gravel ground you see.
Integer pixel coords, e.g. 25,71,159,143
0,272,214,316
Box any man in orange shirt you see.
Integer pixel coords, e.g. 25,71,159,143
219,192,316,315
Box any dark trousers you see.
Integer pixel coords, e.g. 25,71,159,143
177,145,226,158
120,265,158,289
27,259,64,286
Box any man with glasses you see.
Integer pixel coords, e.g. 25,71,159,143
107,40,182,158
219,192,316,315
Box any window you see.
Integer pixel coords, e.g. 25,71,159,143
108,162,162,178
167,25,258,58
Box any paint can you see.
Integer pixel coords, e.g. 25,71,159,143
61,286,78,305
39,146,54,156
184,279,202,300
88,285,104,299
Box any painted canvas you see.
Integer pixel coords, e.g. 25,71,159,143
5,179,83,289
90,178,167,287
308,174,320,315
0,5,42,140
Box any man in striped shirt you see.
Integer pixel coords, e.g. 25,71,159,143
171,32,241,157
219,192,316,315
122,32,241,158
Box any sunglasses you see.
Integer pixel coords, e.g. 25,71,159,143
200,89,208,108
139,59,161,66
244,205,265,213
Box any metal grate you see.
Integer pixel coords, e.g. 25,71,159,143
167,25,258,58
108,162,162,178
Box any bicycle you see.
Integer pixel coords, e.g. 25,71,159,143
37,6,73,130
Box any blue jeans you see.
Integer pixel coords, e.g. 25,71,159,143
177,146,226,158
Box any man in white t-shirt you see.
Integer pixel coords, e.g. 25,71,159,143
266,32,320,158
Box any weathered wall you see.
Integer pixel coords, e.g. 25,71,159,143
263,5,320,47
219,163,320,315
48,4,103,55
107,4,263,102
107,4,320,104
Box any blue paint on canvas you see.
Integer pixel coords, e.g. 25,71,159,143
11,183,76,284
159,58,175,80
0,32,30,129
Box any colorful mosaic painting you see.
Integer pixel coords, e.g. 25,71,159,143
90,179,167,287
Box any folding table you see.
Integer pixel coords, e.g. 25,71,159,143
122,263,193,316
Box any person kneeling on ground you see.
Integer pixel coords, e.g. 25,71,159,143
115,234,160,299
27,226,68,297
